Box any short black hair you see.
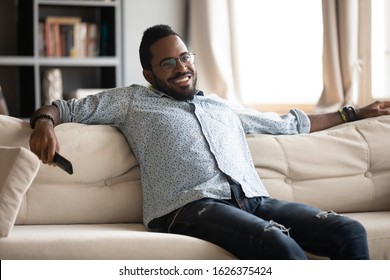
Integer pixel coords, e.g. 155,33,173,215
139,24,183,70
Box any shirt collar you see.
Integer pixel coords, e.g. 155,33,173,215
151,87,204,99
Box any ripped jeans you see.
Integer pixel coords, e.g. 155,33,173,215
148,182,369,260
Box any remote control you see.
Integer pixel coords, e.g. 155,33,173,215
53,152,73,175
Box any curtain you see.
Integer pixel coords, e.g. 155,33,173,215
188,0,241,103
316,0,373,113
358,0,373,107
189,0,373,110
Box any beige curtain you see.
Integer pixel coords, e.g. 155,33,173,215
316,0,373,113
358,0,373,107
188,0,241,103
189,0,373,109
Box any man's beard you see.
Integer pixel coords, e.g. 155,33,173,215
152,72,197,101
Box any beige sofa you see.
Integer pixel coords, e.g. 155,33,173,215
0,114,389,260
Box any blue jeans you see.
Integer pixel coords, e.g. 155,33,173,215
149,182,369,260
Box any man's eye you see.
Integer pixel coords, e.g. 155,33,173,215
181,55,190,62
161,59,175,67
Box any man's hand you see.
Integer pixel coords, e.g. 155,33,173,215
29,105,61,165
309,100,390,133
29,119,60,165
356,100,390,120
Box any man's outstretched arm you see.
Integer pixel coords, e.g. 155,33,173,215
29,105,61,165
308,100,390,133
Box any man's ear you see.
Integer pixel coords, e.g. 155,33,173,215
143,70,154,85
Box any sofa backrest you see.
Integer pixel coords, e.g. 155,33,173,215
0,116,143,225
1,115,390,226
247,115,390,213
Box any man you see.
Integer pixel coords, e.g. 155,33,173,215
30,24,390,259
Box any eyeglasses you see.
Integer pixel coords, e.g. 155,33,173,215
157,53,195,72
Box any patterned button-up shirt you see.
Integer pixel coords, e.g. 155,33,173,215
53,84,311,226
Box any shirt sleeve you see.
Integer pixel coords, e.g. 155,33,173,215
52,86,133,126
234,106,311,135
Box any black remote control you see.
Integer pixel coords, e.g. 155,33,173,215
53,152,73,175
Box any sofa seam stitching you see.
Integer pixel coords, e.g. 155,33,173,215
354,125,375,210
273,136,294,201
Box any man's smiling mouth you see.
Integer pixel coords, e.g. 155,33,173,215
173,76,191,84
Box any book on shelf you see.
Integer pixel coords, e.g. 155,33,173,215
40,16,101,58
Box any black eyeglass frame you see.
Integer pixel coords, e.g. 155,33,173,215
156,53,196,72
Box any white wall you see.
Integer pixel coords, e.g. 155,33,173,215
122,0,187,87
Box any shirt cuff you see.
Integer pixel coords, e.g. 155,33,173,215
289,108,311,134
52,100,73,123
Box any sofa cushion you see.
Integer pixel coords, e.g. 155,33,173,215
0,224,236,260
247,115,390,213
23,123,143,225
345,211,390,260
0,115,142,225
0,146,40,237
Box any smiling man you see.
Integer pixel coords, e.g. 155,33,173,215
29,24,390,259
141,32,197,100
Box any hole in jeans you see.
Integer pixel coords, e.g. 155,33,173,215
264,220,291,236
315,210,340,219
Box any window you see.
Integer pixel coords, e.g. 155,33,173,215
372,0,390,99
232,0,323,106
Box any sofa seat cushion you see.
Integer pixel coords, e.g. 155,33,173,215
345,211,390,260
1,212,388,260
0,224,235,260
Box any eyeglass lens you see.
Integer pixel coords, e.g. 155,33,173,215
160,53,195,71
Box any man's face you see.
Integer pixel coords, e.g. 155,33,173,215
144,35,197,100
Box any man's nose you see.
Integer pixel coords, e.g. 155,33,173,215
175,59,187,71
